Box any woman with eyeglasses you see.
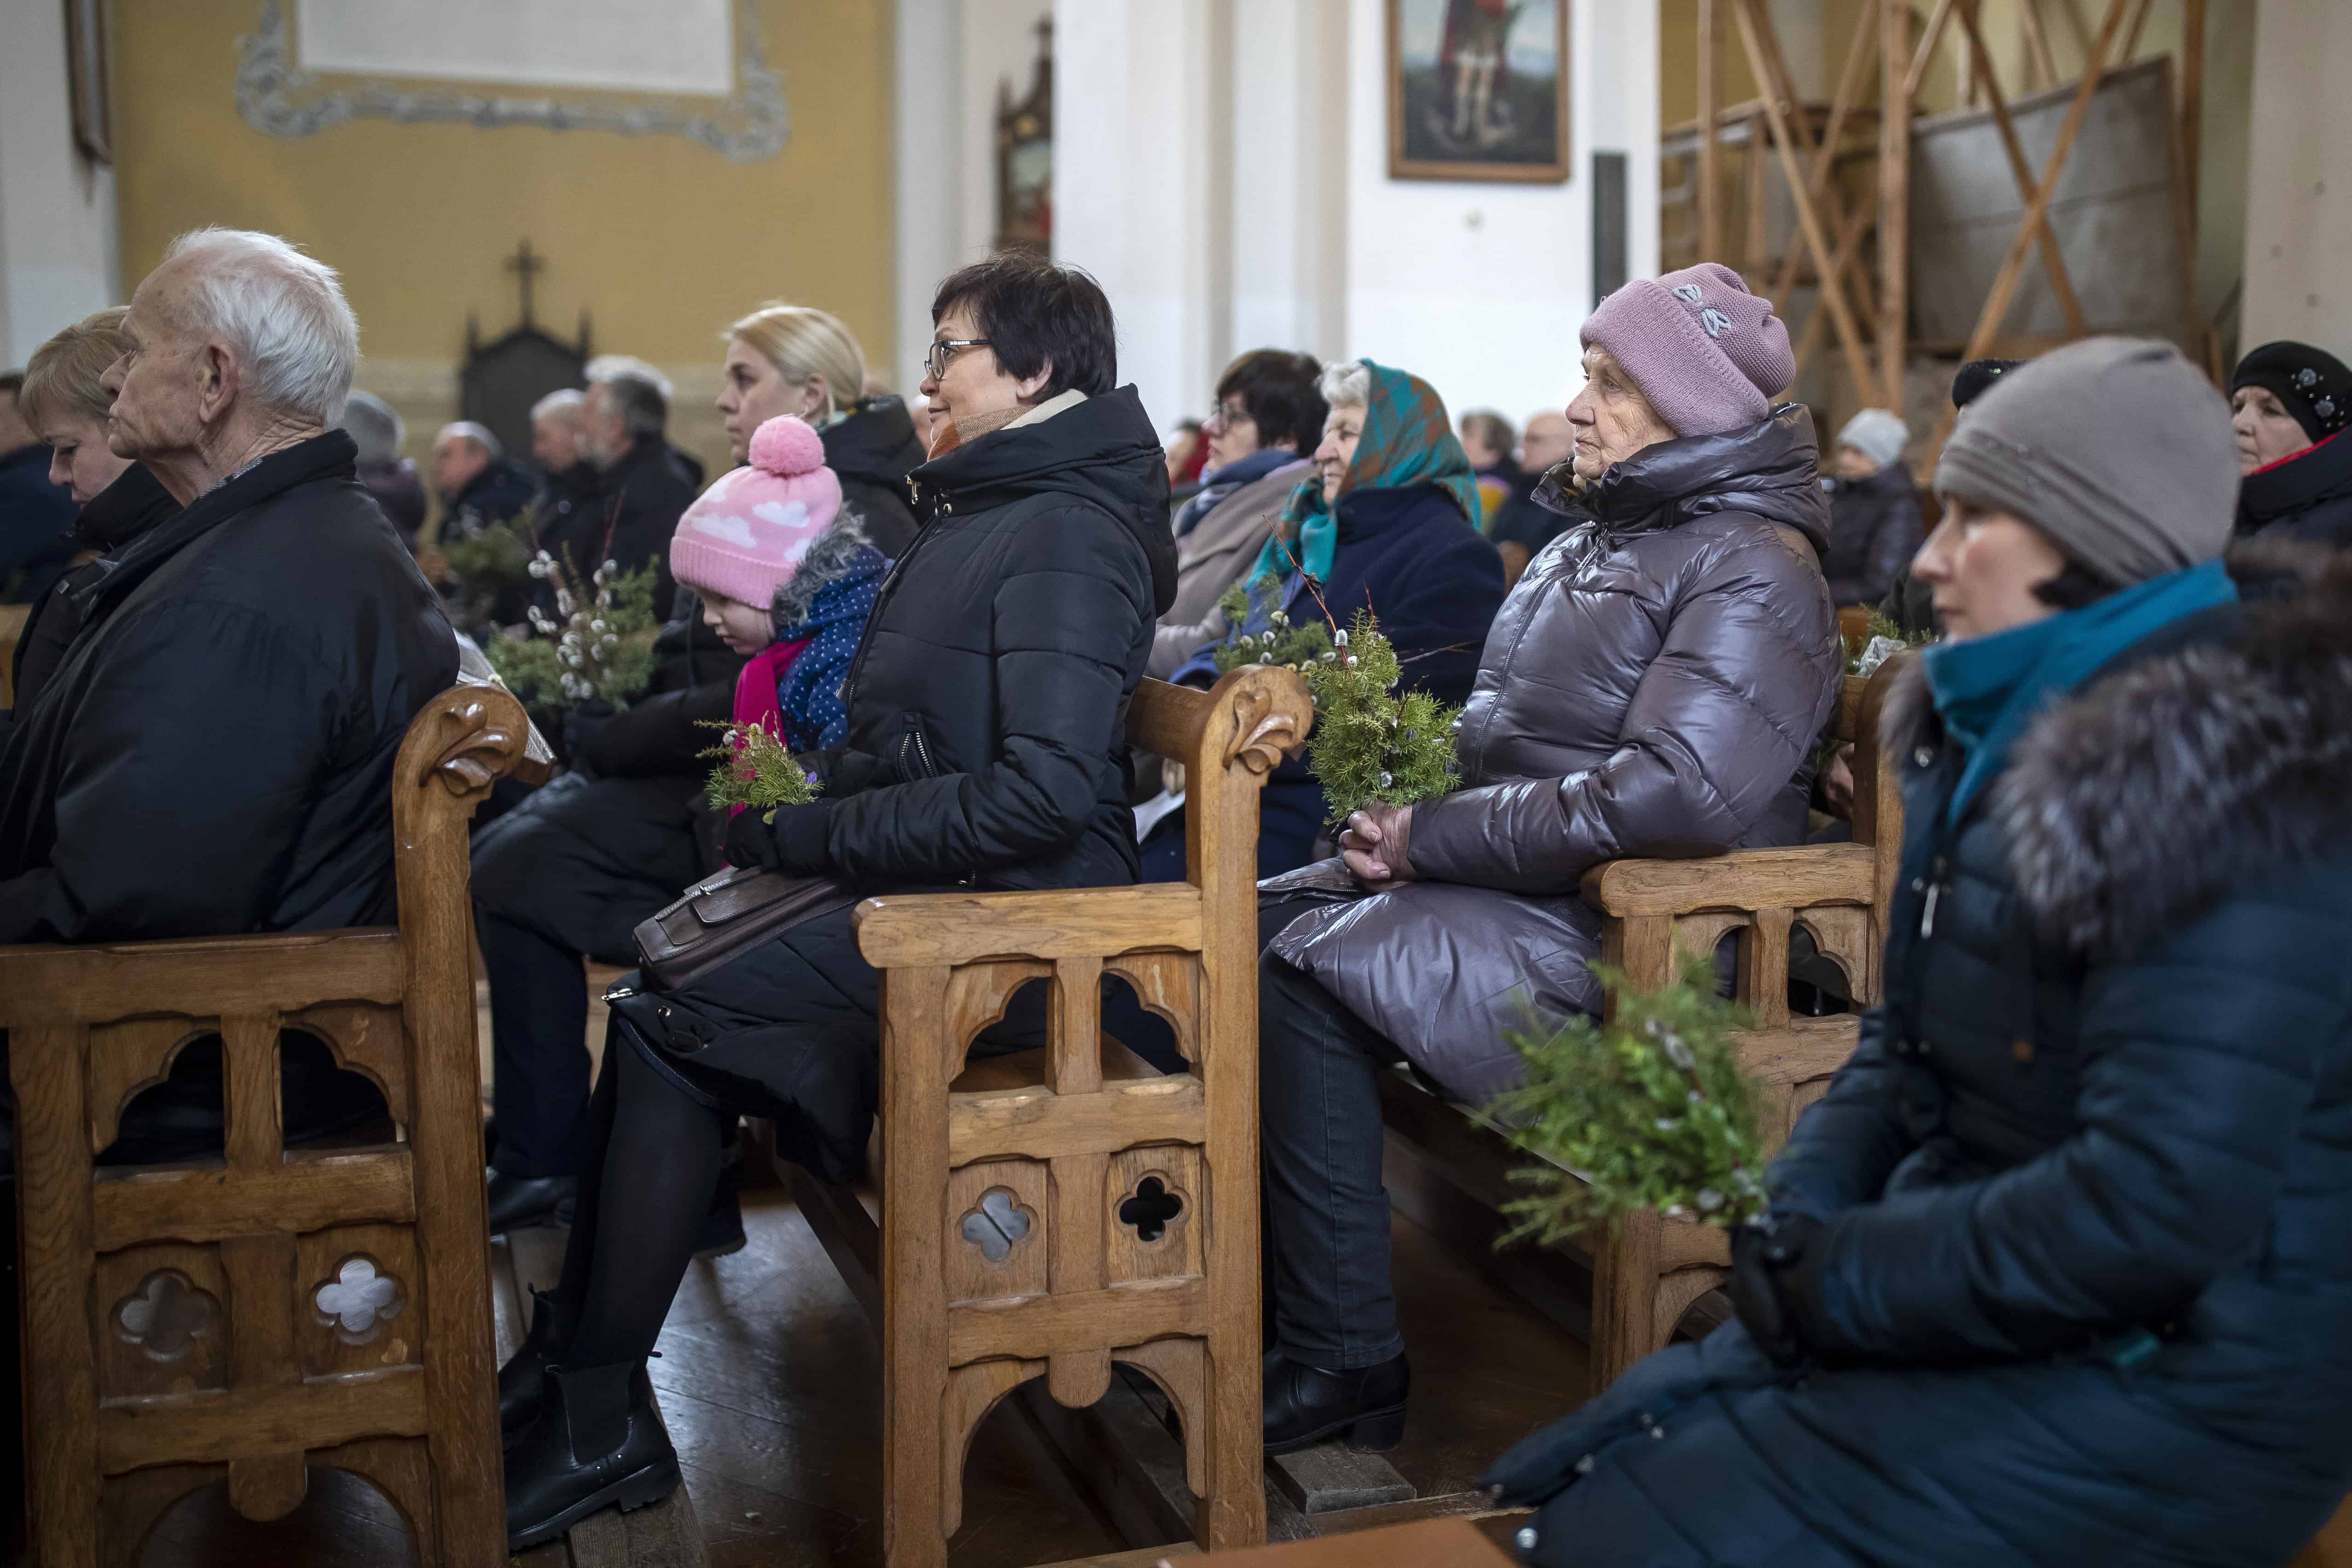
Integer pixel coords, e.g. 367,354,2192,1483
496,251,1180,1547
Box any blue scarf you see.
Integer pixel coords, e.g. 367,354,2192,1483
1923,559,2237,827
774,544,889,751
1174,447,1301,539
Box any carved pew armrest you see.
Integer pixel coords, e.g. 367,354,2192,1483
853,883,1203,970
1579,842,1878,919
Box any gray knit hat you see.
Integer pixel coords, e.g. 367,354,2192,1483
1934,337,2238,587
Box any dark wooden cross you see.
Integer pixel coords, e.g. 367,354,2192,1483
505,238,545,329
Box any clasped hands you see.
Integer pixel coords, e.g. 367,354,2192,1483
1339,801,1416,891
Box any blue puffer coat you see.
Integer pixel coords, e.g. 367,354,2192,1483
1487,543,2352,1567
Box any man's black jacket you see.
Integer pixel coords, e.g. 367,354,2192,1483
541,435,697,621
0,430,458,943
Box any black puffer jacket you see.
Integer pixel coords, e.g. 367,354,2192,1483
2236,429,2352,547
1266,407,1841,1099
0,432,458,942
541,435,698,621
1822,461,1924,606
1489,544,2352,1568
823,396,926,557
748,387,1176,893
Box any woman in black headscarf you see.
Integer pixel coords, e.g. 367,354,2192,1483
2229,340,2352,546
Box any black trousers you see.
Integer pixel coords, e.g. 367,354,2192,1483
1256,898,1408,1371
476,913,595,1179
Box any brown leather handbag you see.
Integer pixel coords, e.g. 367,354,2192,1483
632,865,859,992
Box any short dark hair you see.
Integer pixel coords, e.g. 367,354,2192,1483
931,252,1117,399
1215,349,1327,453
595,372,667,438
0,372,23,397
2031,562,2119,611
1459,409,1515,457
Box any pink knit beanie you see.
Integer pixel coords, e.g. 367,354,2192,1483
669,415,842,609
1580,263,1796,438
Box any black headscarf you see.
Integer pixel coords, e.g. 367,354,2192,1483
2230,341,2352,444
1951,358,2025,411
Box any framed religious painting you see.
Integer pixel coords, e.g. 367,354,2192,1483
1388,0,1570,184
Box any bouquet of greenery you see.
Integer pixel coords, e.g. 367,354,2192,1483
1490,956,1770,1241
440,511,536,596
484,550,662,710
1847,607,1934,677
1211,575,1459,825
700,719,820,821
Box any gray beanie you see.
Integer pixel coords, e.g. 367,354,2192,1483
1836,407,1909,472
1934,337,2237,587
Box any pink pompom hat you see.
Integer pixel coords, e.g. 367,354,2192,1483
669,415,843,609
1580,262,1797,438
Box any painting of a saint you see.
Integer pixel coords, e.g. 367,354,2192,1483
1389,0,1570,183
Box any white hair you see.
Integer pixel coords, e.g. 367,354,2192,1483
1318,359,1371,410
532,387,587,423
162,227,359,424
584,354,674,404
584,354,671,437
436,419,502,460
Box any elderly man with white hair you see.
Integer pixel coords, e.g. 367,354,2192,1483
530,387,600,540
0,226,456,949
432,418,536,538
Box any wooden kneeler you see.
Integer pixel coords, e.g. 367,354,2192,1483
0,684,545,1567
802,667,1312,1568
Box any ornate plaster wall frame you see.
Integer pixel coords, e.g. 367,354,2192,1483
233,0,789,162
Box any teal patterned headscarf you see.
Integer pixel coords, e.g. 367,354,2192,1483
1245,360,1484,586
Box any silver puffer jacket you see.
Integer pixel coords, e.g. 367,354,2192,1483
1265,405,1842,1100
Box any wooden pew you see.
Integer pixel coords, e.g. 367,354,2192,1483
1380,654,1912,1392
782,667,1314,1568
0,602,29,707
0,682,546,1567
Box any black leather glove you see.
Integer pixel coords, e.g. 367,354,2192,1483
1729,1213,1828,1368
721,806,782,871
562,699,617,775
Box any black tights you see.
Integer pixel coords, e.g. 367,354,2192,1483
554,1029,727,1368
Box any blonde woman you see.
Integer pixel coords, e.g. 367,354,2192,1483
716,302,925,554
9,308,179,712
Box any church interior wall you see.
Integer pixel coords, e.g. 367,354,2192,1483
0,0,120,368
2241,0,2349,356
106,0,900,486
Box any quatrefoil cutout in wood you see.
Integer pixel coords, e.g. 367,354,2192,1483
958,1188,1033,1265
1118,1176,1186,1244
314,1256,407,1345
114,1270,221,1363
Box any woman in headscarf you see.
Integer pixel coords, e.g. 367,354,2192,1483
1252,264,1840,1455
1488,337,2352,1568
1159,357,1504,878
2229,340,2352,547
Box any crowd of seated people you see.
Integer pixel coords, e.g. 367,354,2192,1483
5,220,2352,1565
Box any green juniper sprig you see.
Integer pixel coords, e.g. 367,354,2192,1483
485,549,661,710
700,720,820,821
1302,608,1459,825
1212,574,1334,675
1490,955,1770,1242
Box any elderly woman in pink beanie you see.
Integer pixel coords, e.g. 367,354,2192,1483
1252,262,1844,1453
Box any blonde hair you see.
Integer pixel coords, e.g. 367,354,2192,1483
20,306,130,429
726,302,868,423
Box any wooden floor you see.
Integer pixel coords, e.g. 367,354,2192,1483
122,971,1591,1566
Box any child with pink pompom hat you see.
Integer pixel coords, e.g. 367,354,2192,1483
668,414,889,752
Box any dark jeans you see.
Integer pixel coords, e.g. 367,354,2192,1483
1259,932,1407,1371
477,912,593,1179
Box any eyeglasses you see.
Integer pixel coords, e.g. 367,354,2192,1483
925,338,993,381
1203,402,1254,432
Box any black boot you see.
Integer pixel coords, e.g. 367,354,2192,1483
487,1168,577,1234
499,1288,576,1448
1262,1349,1409,1455
504,1360,679,1550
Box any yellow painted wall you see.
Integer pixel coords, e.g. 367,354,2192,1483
108,0,897,481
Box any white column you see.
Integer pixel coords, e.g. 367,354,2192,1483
1052,0,1225,434
1226,0,1351,364
2240,0,2351,350
0,0,119,365
895,0,963,395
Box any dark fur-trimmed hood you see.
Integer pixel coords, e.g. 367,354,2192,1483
1883,540,2352,957
769,506,877,634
